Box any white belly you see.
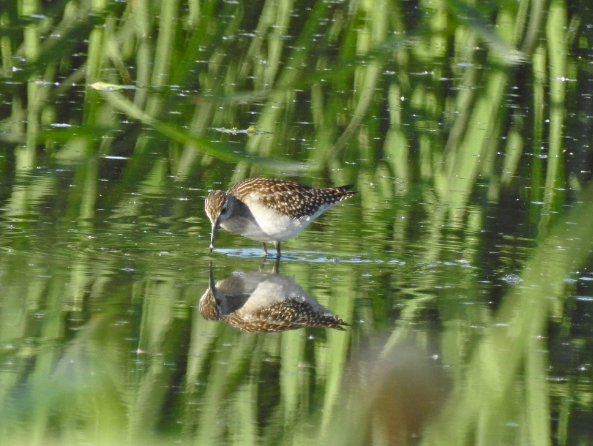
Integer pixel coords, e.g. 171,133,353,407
249,200,331,241
221,201,331,243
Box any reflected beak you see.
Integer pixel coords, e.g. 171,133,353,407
199,262,220,321
208,261,215,290
209,221,219,252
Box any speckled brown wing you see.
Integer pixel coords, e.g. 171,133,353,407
228,178,356,219
225,299,349,333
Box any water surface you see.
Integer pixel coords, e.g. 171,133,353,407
1,0,592,445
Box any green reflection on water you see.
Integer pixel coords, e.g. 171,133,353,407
1,0,593,445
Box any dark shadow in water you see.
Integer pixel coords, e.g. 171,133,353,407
199,260,349,332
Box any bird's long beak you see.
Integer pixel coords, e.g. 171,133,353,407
208,261,215,290
209,221,219,252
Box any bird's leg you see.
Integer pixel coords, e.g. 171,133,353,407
272,256,280,274
262,243,269,257
259,256,280,273
274,241,281,258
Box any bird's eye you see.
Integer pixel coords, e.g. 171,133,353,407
221,205,228,213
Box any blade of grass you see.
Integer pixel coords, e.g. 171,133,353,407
98,89,305,171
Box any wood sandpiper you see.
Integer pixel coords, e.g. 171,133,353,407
199,262,349,332
205,178,356,256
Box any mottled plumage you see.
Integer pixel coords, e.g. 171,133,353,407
199,264,349,333
205,178,356,256
225,299,348,333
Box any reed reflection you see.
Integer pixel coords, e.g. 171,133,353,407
199,261,349,332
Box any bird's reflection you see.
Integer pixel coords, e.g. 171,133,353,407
199,260,349,332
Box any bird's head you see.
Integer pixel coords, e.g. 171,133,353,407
205,190,230,252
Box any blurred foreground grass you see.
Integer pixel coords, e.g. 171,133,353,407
0,0,592,445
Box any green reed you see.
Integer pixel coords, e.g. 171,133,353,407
0,0,591,444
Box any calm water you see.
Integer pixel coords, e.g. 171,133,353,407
1,0,593,445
